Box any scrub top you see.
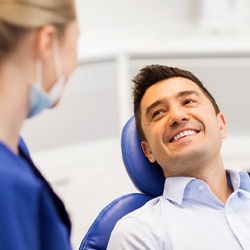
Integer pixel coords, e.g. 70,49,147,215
0,137,72,250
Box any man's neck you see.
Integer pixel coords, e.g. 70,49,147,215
199,167,233,205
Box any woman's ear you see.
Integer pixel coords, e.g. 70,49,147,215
35,25,56,60
141,140,156,163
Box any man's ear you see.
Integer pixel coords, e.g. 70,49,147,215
35,25,56,60
141,141,156,163
217,112,227,139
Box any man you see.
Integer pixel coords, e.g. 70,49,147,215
107,64,250,249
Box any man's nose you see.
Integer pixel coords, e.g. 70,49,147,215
168,106,190,127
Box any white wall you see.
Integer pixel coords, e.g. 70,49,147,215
75,0,198,57
75,0,250,57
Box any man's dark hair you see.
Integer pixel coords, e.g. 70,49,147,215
132,64,220,141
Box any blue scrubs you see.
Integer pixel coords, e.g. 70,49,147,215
0,137,72,249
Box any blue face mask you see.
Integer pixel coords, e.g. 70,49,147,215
27,39,65,118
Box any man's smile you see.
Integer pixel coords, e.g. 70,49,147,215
170,129,199,143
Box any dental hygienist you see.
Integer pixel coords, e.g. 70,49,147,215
0,0,79,249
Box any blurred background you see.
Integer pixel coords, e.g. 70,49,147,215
20,0,250,248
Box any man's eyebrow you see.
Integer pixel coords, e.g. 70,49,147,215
145,90,200,117
177,90,201,98
145,99,166,117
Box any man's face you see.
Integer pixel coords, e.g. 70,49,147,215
140,77,227,177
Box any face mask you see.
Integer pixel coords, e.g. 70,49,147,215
28,39,65,118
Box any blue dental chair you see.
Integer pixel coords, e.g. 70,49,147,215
79,116,165,250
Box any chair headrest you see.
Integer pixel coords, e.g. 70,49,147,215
121,116,165,197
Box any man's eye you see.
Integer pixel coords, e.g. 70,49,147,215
184,99,195,105
152,110,165,119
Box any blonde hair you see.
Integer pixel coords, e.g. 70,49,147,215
0,0,76,58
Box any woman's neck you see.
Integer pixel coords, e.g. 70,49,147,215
0,60,30,153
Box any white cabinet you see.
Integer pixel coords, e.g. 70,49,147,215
22,50,250,151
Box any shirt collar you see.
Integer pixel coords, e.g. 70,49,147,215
163,176,195,204
226,169,250,196
162,169,250,205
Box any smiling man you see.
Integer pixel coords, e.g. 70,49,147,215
107,64,250,250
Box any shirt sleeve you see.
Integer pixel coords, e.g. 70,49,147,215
0,172,71,250
107,216,157,250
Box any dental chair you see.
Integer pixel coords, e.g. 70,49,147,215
79,116,165,250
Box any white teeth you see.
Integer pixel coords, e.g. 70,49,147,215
173,130,197,142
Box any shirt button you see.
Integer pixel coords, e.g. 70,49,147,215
199,185,204,191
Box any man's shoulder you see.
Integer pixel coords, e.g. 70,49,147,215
108,196,167,249
119,196,165,224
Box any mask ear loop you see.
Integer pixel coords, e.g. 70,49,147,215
48,38,65,99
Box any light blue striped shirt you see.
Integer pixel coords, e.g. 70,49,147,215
107,170,250,250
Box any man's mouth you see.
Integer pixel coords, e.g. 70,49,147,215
170,130,198,143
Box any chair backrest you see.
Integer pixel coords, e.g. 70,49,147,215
79,116,165,250
122,116,165,197
79,193,151,250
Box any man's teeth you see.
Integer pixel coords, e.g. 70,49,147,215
173,130,197,142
